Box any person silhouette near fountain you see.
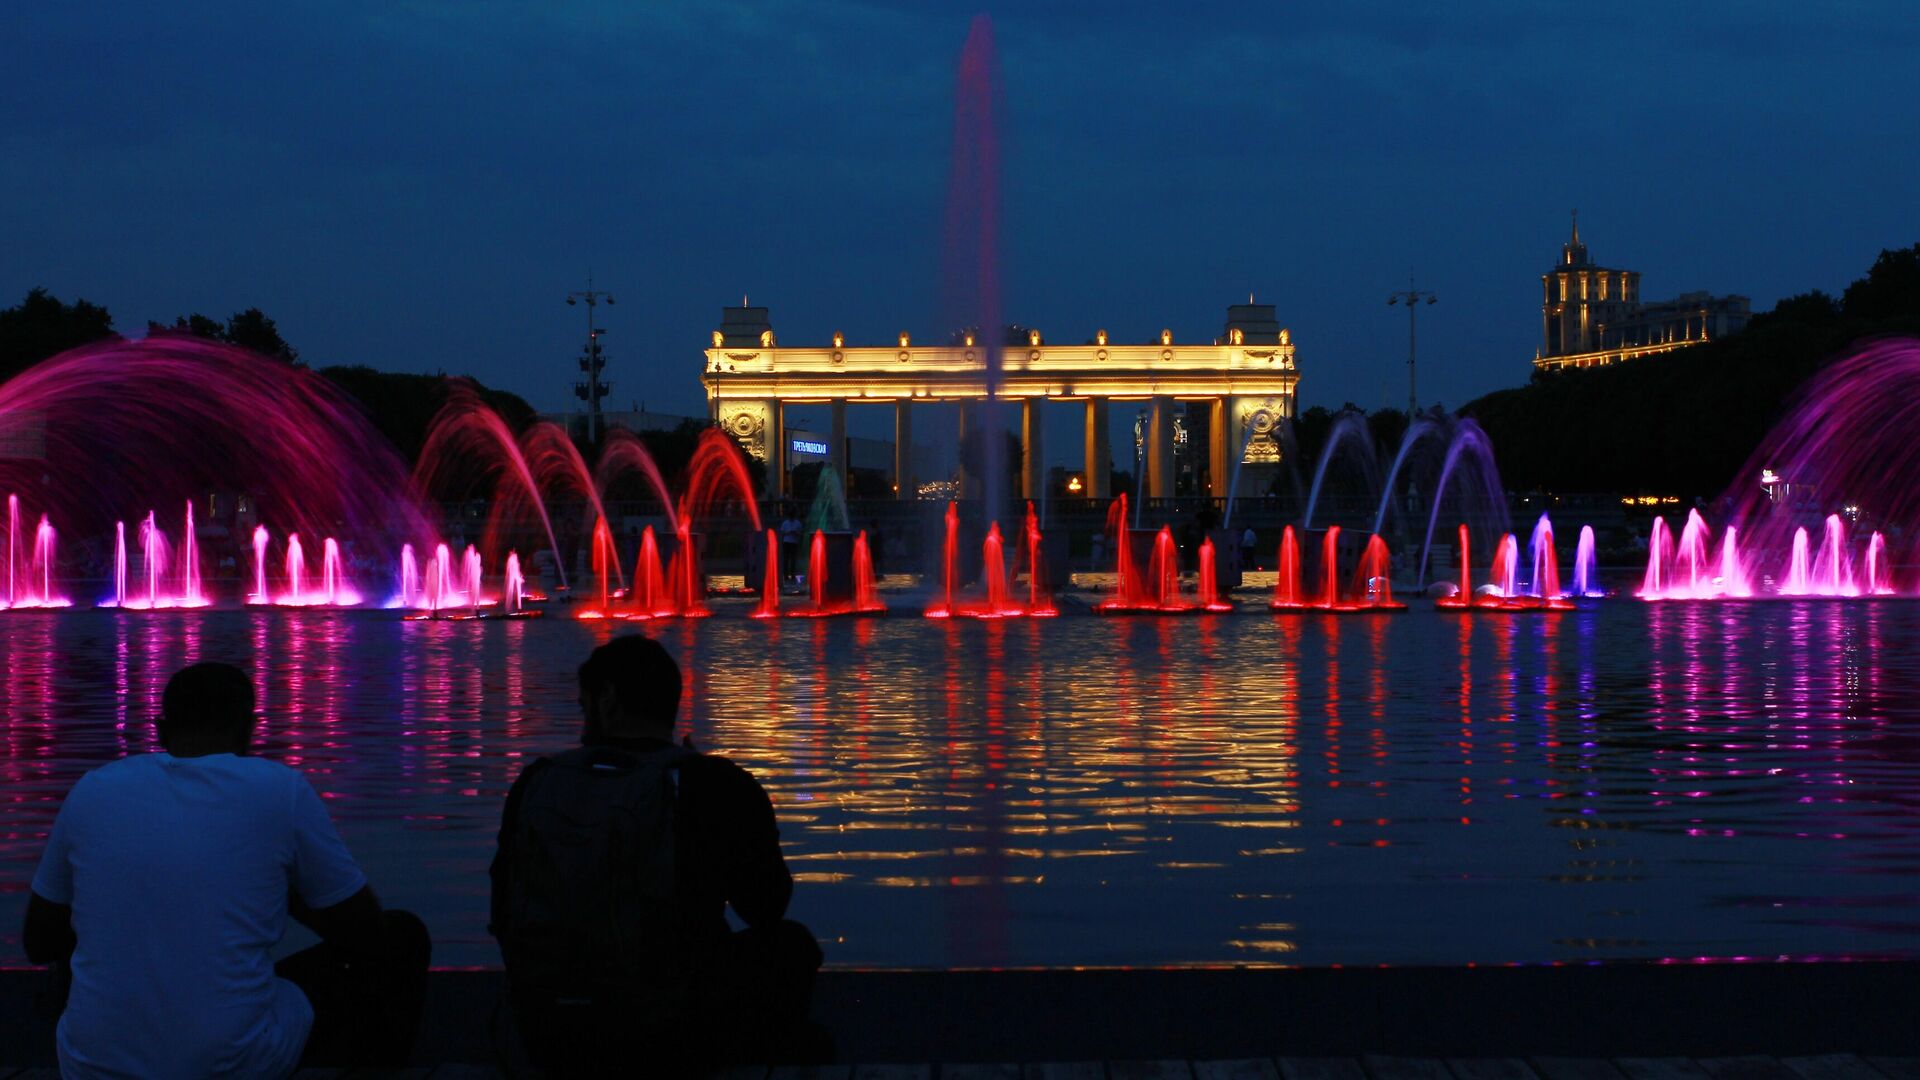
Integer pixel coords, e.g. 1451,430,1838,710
778,504,803,589
490,635,825,1073
22,662,430,1074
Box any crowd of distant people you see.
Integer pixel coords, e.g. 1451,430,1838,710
24,638,823,1077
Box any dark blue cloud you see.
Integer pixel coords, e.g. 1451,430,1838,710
4,1,1915,463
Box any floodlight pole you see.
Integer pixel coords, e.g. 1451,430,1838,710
567,275,615,442
1387,276,1436,416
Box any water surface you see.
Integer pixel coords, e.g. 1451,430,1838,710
3,601,1916,968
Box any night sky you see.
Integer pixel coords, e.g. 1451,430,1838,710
6,2,1916,462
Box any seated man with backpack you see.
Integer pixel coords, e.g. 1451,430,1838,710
490,635,824,1072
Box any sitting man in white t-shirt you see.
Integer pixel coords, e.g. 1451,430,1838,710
23,662,431,1077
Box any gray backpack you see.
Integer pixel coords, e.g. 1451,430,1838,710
502,743,697,1007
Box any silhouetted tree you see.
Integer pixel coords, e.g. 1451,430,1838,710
318,366,535,464
1291,405,1335,469
223,308,300,365
1841,244,1920,322
1367,408,1410,455
1464,240,1920,496
0,287,118,383
152,307,300,365
1750,290,1840,331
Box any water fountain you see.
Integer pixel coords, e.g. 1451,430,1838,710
1271,525,1306,610
1571,525,1604,598
2,495,70,609
1434,520,1574,611
927,500,1053,618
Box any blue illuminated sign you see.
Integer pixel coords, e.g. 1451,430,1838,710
791,438,830,456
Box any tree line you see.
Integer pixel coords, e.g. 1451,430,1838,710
1461,243,1920,497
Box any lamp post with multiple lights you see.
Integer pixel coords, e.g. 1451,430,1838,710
567,277,615,442
1387,278,1436,416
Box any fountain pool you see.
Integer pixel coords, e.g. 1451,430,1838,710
2,601,1916,970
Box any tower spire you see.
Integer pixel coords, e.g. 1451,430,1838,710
1570,208,1580,246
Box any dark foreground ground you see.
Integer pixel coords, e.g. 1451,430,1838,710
3,964,1917,1070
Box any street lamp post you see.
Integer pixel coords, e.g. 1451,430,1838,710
566,276,615,442
1386,277,1437,417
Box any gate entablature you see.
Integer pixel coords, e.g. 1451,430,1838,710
703,302,1300,501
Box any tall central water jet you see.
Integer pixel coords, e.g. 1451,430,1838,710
944,15,1006,521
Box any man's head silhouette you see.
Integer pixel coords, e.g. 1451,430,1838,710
578,635,681,740
158,662,257,757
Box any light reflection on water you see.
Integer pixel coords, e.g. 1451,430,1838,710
2,602,1918,969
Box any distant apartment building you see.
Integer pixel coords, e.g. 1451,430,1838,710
1533,216,1750,372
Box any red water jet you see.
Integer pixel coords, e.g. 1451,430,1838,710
667,510,709,618
1317,526,1344,608
808,529,828,612
579,517,618,619
753,528,780,619
852,530,883,613
1198,538,1232,612
631,525,666,616
1272,525,1304,610
1351,534,1406,611
1024,501,1057,617
1437,524,1472,610
926,501,962,618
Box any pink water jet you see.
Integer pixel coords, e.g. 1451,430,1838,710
112,522,127,607
464,545,485,613
1717,527,1753,598
2,496,70,609
397,543,420,608
1489,534,1519,599
504,552,526,613
4,494,16,605
1527,515,1563,600
1639,517,1675,598
250,526,271,603
286,533,308,600
1782,527,1814,596
0,337,435,581
1811,514,1858,596
1573,525,1602,597
1672,510,1712,597
1865,531,1893,595
105,506,209,610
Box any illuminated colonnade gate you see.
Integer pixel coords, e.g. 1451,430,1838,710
702,302,1301,501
